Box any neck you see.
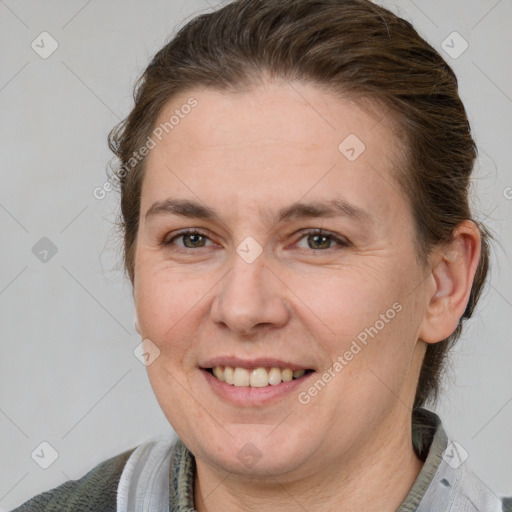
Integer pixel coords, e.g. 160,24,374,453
193,412,424,512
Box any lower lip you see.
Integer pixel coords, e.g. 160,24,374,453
200,368,315,407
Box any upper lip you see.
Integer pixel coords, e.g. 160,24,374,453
200,356,313,371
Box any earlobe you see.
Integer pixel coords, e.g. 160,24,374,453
418,221,481,344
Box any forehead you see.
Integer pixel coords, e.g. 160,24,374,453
141,81,406,224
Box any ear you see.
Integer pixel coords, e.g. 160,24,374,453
135,310,141,335
418,220,482,344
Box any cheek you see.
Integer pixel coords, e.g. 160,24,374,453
291,261,418,383
289,264,396,340
134,267,204,345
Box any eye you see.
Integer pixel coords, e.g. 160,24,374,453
163,229,214,249
161,228,349,252
294,229,349,250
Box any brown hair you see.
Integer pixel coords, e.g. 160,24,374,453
108,0,491,410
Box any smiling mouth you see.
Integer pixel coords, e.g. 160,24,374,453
204,366,315,388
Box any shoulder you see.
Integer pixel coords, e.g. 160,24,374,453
453,461,511,512
10,446,137,512
405,409,512,511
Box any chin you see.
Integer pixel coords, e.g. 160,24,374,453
193,426,316,478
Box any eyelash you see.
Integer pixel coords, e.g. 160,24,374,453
162,228,350,251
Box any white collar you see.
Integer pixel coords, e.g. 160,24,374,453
117,436,176,512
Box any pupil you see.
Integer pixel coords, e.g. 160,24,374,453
185,234,204,248
310,235,328,249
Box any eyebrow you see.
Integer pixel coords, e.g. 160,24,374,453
144,197,373,225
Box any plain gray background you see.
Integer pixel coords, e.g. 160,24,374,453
1,0,511,509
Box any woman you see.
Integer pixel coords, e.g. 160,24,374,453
12,0,511,510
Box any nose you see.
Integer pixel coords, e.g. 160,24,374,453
209,250,291,335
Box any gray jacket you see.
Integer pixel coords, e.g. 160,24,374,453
12,409,511,511
117,409,511,511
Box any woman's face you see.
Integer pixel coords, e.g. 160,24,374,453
133,80,431,478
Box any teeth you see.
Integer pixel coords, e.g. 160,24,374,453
282,368,293,382
233,367,250,386
293,369,305,379
212,367,224,382
224,366,234,385
250,368,268,387
210,366,309,387
268,367,282,386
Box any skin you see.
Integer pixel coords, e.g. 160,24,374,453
133,79,481,512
